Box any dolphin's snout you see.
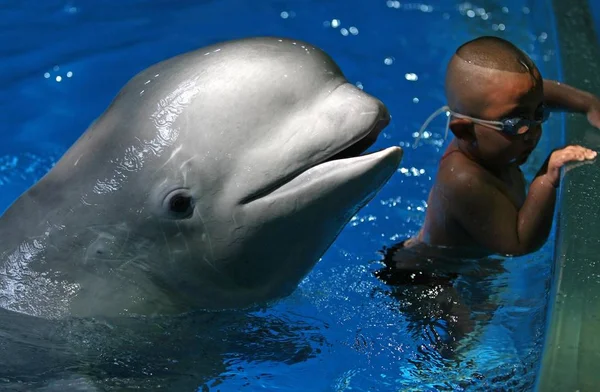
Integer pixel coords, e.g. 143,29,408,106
325,101,390,163
373,104,391,136
360,102,391,150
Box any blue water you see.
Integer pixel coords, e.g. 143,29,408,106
0,0,567,390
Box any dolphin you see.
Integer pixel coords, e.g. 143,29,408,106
0,36,402,320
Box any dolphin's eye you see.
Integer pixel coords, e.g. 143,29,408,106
163,189,195,219
170,195,192,213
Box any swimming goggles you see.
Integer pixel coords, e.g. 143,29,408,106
413,104,550,148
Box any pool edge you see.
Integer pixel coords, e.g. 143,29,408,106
536,1,600,391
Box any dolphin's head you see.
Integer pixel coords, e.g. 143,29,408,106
3,37,402,317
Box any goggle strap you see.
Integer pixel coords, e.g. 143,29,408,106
413,105,450,149
444,110,451,142
450,111,504,129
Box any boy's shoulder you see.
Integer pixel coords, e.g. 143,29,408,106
436,149,492,188
434,148,505,206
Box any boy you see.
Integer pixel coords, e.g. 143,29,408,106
378,35,598,276
375,36,599,358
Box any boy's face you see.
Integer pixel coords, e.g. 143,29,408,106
469,67,544,166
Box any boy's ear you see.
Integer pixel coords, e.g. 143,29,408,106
449,118,475,141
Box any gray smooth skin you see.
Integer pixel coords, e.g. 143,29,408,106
0,37,403,320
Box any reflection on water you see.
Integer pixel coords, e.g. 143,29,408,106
0,308,328,391
375,246,507,363
0,149,61,214
275,245,550,391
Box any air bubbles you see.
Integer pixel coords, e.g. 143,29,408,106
280,11,295,19
398,166,427,177
43,65,74,82
380,196,402,208
355,81,364,90
405,73,418,81
384,57,394,65
324,19,358,37
339,27,358,36
459,3,490,20
387,2,432,11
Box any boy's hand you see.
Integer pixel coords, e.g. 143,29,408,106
546,145,597,187
586,98,600,128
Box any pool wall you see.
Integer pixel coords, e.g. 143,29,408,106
536,0,600,390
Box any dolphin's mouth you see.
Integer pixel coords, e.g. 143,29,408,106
325,113,390,163
241,109,391,205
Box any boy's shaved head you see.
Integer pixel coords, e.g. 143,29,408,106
445,36,540,115
454,36,535,73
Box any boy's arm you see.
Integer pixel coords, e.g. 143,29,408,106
444,167,557,256
446,145,596,256
543,80,600,127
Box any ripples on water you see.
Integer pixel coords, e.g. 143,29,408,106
0,0,561,391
